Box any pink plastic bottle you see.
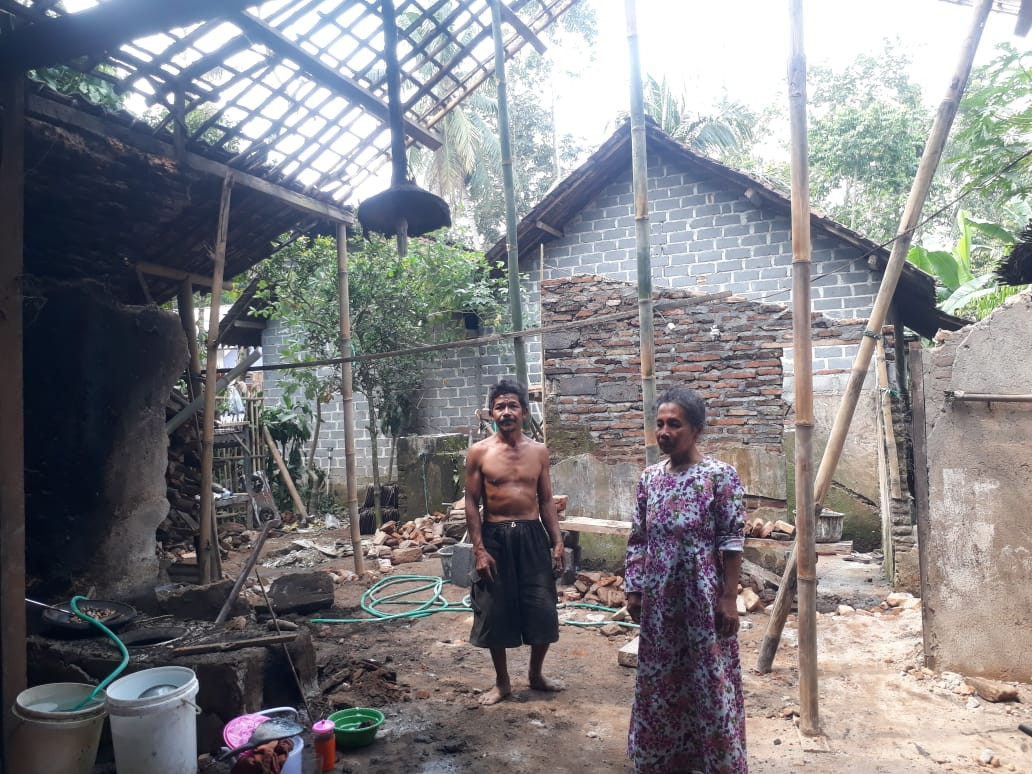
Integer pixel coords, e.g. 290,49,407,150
312,719,336,772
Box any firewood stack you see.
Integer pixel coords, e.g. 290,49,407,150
165,389,203,532
744,517,796,541
366,513,455,566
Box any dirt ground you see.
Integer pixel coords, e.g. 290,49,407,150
217,528,1032,774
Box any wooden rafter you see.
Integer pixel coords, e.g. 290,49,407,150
235,12,443,150
0,0,257,75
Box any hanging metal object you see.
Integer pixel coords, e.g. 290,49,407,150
357,0,450,244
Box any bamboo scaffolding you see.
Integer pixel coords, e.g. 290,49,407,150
337,224,366,576
198,173,234,584
625,0,658,465
757,0,994,674
237,292,731,374
786,0,819,736
492,0,528,388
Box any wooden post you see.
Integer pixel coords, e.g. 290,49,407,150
198,173,234,584
785,0,819,736
177,278,202,395
261,424,309,525
757,0,993,674
908,341,934,668
0,73,27,768
337,224,366,576
625,0,658,465
491,0,528,388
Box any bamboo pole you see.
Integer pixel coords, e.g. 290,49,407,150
177,279,203,395
261,424,309,525
625,0,658,465
757,0,993,674
337,224,366,576
785,0,819,736
198,173,234,584
491,0,528,388
0,72,27,767
240,292,731,374
381,0,410,260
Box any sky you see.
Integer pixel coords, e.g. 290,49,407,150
550,0,1026,157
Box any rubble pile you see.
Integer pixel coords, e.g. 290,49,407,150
365,513,455,568
744,517,796,540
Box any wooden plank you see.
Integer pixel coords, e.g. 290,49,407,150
140,262,234,291
26,96,354,224
559,517,631,536
0,0,257,75
171,632,295,656
0,74,27,770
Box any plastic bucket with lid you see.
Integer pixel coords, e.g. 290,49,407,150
105,666,199,774
9,683,107,774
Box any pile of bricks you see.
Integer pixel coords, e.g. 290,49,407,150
745,517,795,540
560,570,626,610
366,513,453,566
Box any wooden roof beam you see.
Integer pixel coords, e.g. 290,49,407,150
234,13,443,150
27,95,354,224
0,0,257,75
499,2,547,55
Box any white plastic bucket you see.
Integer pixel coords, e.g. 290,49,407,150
9,683,107,774
106,666,200,774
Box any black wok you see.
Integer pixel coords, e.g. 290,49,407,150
36,599,137,634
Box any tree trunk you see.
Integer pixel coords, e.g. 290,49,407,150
306,400,323,516
386,433,397,483
368,407,383,527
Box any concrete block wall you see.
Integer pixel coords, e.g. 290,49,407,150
538,158,882,325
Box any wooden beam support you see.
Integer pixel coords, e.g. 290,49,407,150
535,219,564,238
0,0,257,75
198,174,234,585
141,261,234,292
0,73,27,772
26,95,354,224
498,2,548,54
234,13,443,150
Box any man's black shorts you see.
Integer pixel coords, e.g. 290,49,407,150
469,519,559,649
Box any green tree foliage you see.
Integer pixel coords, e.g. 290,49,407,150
28,64,124,110
408,3,596,248
624,74,757,159
806,42,933,241
941,43,1032,239
256,231,506,523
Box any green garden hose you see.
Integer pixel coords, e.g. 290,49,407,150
310,575,471,624
309,575,639,629
63,595,130,711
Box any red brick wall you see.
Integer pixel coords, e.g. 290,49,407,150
541,276,864,465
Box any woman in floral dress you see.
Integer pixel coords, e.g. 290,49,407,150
625,387,747,773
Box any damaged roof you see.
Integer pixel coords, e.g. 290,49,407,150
486,120,969,339
4,0,578,303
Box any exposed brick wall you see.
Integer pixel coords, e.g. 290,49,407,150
541,276,865,466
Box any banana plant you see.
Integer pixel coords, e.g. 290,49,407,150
908,210,1027,319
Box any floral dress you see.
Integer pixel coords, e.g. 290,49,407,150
625,457,747,773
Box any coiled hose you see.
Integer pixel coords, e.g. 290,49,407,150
310,575,638,629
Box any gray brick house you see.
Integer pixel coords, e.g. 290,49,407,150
259,120,964,584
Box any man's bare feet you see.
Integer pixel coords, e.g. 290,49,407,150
479,683,512,705
528,675,564,693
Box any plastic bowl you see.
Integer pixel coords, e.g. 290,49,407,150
328,707,385,748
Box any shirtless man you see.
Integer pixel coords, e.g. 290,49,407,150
465,379,565,705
